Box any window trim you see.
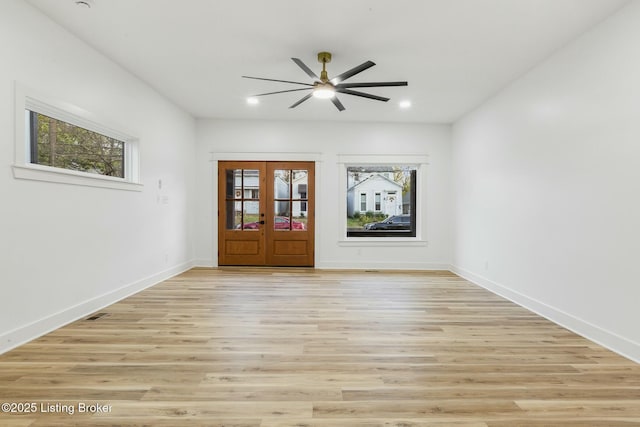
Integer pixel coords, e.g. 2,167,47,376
12,82,142,191
338,154,428,245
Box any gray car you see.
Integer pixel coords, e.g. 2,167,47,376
364,214,411,230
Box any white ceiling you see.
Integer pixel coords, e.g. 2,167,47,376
26,0,628,123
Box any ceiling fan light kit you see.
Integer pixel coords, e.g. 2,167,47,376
243,51,407,111
312,85,335,99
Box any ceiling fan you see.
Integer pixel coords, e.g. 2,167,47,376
242,52,408,111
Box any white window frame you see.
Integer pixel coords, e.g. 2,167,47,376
12,82,142,191
338,154,429,246
360,192,367,212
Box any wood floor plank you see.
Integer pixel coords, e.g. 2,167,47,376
311,399,524,418
30,420,260,427
0,267,639,426
260,421,489,427
487,421,639,427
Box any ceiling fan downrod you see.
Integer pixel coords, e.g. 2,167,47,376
317,51,332,83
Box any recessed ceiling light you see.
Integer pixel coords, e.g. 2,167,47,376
75,0,93,8
399,100,412,109
247,97,259,105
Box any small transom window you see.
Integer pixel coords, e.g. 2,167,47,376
13,82,141,191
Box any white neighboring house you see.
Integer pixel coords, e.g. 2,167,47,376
347,173,403,217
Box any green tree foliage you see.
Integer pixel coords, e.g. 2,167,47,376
393,168,411,195
32,112,124,177
347,211,387,228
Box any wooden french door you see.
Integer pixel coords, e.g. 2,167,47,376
218,161,315,266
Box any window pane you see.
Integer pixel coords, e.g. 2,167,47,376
243,170,259,199
29,111,125,178
292,201,307,231
347,166,416,237
242,201,260,230
292,170,307,199
226,200,242,230
274,169,290,199
227,169,242,199
274,201,291,230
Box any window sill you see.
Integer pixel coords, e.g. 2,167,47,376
338,238,427,247
12,164,143,192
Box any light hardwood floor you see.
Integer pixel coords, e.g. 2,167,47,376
1,268,639,426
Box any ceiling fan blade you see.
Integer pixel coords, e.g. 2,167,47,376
336,88,389,102
336,81,408,88
332,60,375,83
331,96,346,112
252,88,312,97
242,76,314,86
291,58,319,80
289,93,313,109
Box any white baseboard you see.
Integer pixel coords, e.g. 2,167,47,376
451,265,640,364
192,259,451,270
0,260,195,355
316,261,452,270
192,259,215,268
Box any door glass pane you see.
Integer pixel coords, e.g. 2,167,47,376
226,200,242,230
292,201,307,231
226,170,241,199
274,201,291,230
242,201,259,230
274,169,290,199
225,168,261,230
292,170,308,198
235,170,244,199
243,169,259,199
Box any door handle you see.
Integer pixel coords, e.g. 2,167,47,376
259,220,265,225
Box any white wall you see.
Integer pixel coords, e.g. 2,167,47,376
452,1,640,362
0,1,196,353
195,119,452,270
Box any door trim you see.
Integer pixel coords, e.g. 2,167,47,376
211,152,322,162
